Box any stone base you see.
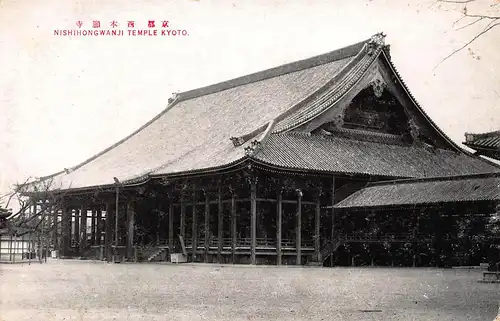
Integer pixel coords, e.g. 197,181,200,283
170,253,187,263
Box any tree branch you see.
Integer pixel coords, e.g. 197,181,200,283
464,13,500,19
438,0,477,3
434,0,500,69
456,16,485,29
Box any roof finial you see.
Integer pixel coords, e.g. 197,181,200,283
369,32,386,46
366,32,386,56
230,136,245,147
167,92,179,104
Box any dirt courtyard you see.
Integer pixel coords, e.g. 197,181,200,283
0,260,498,321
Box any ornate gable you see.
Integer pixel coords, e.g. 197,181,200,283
282,50,453,149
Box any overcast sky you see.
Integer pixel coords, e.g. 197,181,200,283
1,0,499,197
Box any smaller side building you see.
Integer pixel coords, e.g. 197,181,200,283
0,210,39,262
333,173,500,267
0,233,38,262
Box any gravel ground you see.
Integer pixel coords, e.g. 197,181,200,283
0,260,498,321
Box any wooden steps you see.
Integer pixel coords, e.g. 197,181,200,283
147,248,167,262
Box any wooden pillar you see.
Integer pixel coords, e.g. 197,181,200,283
105,203,114,261
180,196,186,238
114,185,120,252
126,201,135,261
8,234,12,262
168,202,174,252
231,193,237,264
191,189,198,261
79,205,87,253
90,209,96,246
52,205,58,249
250,178,257,265
31,201,37,259
296,190,302,265
96,207,102,246
71,209,75,248
276,190,282,265
217,185,223,263
74,209,80,245
330,176,336,267
156,215,160,245
314,195,321,261
61,203,70,258
204,191,210,263
412,209,421,267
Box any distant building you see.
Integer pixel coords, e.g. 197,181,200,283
0,230,38,262
464,131,500,161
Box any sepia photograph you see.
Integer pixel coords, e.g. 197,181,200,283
1,0,500,320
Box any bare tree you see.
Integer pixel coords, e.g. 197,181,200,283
0,177,67,262
433,0,500,66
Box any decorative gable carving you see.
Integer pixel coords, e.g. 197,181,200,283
371,76,386,98
407,118,420,141
288,43,457,151
319,78,409,136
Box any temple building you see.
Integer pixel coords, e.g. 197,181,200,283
28,33,500,266
464,131,500,161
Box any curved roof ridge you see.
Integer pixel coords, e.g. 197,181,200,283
178,38,370,102
225,41,373,147
273,37,386,133
380,49,500,169
273,54,374,133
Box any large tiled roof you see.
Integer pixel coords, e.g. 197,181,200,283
253,132,498,178
38,33,499,192
334,173,500,209
47,41,361,190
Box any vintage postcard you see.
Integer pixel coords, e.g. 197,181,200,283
1,0,499,320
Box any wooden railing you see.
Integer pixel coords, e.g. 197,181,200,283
342,233,415,242
340,233,438,243
182,237,314,249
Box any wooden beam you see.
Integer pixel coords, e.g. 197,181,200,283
217,185,223,263
296,190,302,265
204,192,210,263
126,201,135,261
315,196,320,261
231,193,237,264
191,190,197,261
251,178,257,265
168,198,317,207
277,191,282,265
